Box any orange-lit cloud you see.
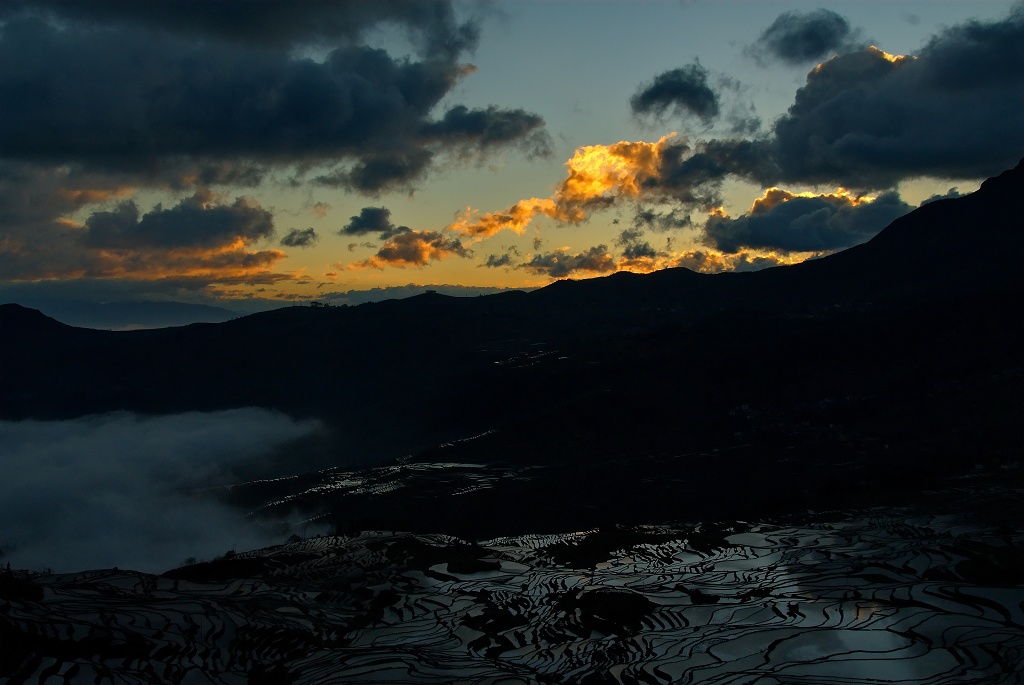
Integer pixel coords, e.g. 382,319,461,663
869,45,912,63
618,248,809,275
56,187,134,205
0,189,295,288
810,45,913,76
53,236,289,282
448,134,679,239
448,198,557,238
349,230,470,270
345,132,777,277
11,244,291,284
748,186,874,215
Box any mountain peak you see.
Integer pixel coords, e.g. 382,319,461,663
978,156,1024,196
0,303,69,333
1,302,47,322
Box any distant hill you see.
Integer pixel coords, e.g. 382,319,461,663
4,156,1023,339
0,299,244,330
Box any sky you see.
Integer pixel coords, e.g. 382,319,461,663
1,0,1023,311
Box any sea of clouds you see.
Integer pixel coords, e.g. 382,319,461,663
0,409,320,573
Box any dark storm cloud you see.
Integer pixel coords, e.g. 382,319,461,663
0,163,104,228
632,207,692,232
482,253,515,268
0,2,550,296
622,241,658,260
280,227,319,248
336,148,437,194
614,227,645,247
422,105,552,156
770,8,1024,187
522,245,615,278
750,9,862,65
703,189,912,254
651,138,779,208
0,21,447,174
0,410,319,573
614,228,662,262
0,0,479,59
622,7,1024,203
339,206,407,239
0,5,545,193
724,105,762,137
83,192,274,249
630,63,720,122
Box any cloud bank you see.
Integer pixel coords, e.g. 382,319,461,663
0,409,319,573
762,7,1024,187
0,2,546,190
704,188,913,254
626,8,1024,204
0,0,548,297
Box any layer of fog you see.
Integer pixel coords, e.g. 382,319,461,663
0,409,321,574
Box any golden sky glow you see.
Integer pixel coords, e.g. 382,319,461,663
617,247,812,275
0,0,1011,309
748,187,876,215
811,45,914,75
868,45,913,63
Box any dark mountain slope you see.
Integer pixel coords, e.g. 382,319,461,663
7,299,242,330
744,158,1024,305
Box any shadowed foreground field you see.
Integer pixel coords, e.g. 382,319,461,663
3,484,1023,684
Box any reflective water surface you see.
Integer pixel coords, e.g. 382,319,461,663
3,500,1022,683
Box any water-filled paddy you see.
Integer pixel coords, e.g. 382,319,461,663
4,500,1022,683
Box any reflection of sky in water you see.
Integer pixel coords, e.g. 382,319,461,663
9,504,1023,683
231,462,1024,682
253,459,533,511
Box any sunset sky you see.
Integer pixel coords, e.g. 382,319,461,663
1,0,1022,311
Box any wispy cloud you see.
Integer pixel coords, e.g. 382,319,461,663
0,409,319,573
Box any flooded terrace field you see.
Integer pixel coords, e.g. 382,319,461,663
4,492,1023,683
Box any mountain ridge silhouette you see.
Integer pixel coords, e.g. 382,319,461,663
4,155,1023,335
